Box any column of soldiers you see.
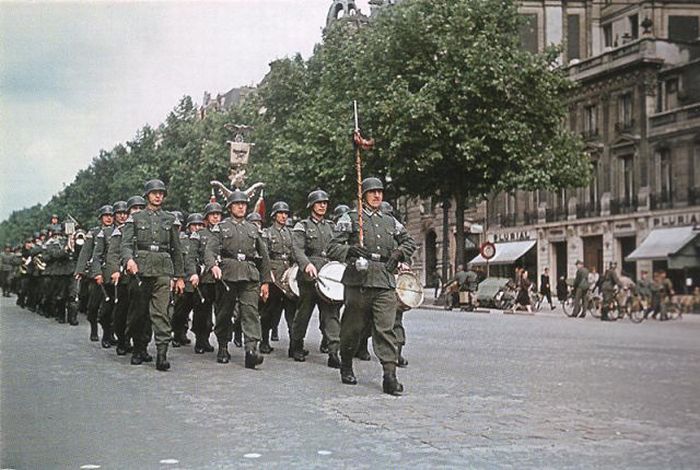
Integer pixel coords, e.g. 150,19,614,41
2,177,417,395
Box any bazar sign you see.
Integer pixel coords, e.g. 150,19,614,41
493,231,533,243
652,212,700,228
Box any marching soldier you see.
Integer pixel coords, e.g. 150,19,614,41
26,232,47,314
328,177,416,396
204,190,271,368
171,213,205,347
571,260,590,319
188,201,222,354
74,205,114,340
259,201,297,354
121,179,185,371
105,196,146,355
44,224,77,323
290,189,341,368
1,244,16,297
16,238,34,308
600,261,623,322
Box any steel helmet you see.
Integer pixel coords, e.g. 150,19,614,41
170,211,184,226
204,202,224,216
361,177,383,195
112,201,128,213
98,205,114,217
306,189,329,208
270,201,291,217
143,179,167,197
127,196,146,210
246,212,262,223
333,204,350,219
225,190,249,208
186,213,205,227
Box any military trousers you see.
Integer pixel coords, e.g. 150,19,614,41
172,291,194,337
98,282,117,335
86,280,102,324
0,271,11,296
16,275,29,307
340,286,398,368
127,276,170,349
192,283,215,340
291,280,340,354
260,283,297,341
215,281,260,352
111,280,130,344
48,275,71,321
571,288,586,318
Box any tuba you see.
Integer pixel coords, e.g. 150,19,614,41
33,254,47,272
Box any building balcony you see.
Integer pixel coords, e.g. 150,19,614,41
610,196,638,215
614,119,636,133
650,190,675,210
545,207,568,223
523,210,539,226
648,102,700,139
580,128,600,140
575,201,601,219
500,213,518,228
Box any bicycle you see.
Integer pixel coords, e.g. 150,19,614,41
562,288,598,318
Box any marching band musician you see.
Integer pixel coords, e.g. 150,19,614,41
328,177,416,396
44,223,77,324
290,189,342,369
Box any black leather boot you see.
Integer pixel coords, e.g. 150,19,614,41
270,326,279,342
397,346,408,368
141,349,153,363
327,352,341,369
233,330,243,348
67,305,79,325
245,349,264,369
292,340,306,362
101,330,111,349
156,344,170,371
382,372,404,396
319,336,329,354
217,344,229,364
340,360,357,385
260,330,273,354
194,337,206,354
130,345,143,365
90,321,99,342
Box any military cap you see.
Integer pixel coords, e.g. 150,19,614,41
143,179,167,197
306,189,329,208
361,177,384,195
270,201,290,216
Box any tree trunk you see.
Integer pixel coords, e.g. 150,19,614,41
454,191,465,271
441,197,451,283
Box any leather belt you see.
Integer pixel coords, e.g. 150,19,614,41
137,244,167,253
222,253,250,261
270,254,290,261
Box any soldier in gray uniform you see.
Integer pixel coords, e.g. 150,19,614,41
75,205,114,341
121,179,185,371
571,260,590,318
259,201,297,354
600,261,623,321
44,224,77,323
104,196,146,355
172,213,205,347
1,244,16,297
290,189,342,368
328,177,416,395
204,190,271,369
189,201,222,354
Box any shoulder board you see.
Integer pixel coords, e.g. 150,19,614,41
292,221,306,232
189,231,200,240
96,230,104,238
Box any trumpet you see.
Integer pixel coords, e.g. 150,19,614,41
66,229,87,252
19,256,31,275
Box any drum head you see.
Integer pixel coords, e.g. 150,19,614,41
396,272,424,309
316,261,346,303
287,265,300,298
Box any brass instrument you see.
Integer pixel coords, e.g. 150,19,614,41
33,254,47,272
66,229,86,252
19,256,31,275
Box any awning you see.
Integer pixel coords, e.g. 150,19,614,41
469,240,536,266
626,226,698,261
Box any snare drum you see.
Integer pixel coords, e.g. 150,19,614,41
315,261,346,303
281,265,300,299
395,271,424,310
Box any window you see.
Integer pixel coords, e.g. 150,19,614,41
656,81,665,112
603,24,613,48
567,15,581,60
584,104,598,137
519,14,539,53
660,149,672,199
629,14,639,40
621,156,634,203
589,161,599,205
668,16,699,42
618,92,633,129
665,78,679,110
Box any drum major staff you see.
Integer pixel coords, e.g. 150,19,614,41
327,177,417,396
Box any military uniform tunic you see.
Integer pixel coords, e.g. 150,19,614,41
91,225,117,337
571,266,590,318
187,227,216,343
44,236,76,320
204,218,271,352
172,231,196,340
290,216,341,353
121,208,184,349
260,222,297,342
328,208,416,367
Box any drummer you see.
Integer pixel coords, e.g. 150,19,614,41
290,189,342,369
328,177,417,396
259,201,297,355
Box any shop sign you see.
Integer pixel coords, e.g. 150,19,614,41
652,212,700,228
493,231,533,243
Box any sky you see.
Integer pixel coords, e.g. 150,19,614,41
0,0,371,221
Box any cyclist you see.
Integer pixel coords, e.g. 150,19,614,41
601,262,623,321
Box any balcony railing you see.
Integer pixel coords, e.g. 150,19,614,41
581,128,600,140
650,190,675,210
610,196,638,215
523,211,539,226
545,207,568,223
650,103,700,130
689,187,700,206
576,201,601,219
614,119,635,133
500,213,518,228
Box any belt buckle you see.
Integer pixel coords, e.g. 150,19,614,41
237,253,246,261
149,245,159,252
280,254,288,260
320,251,327,257
371,253,381,261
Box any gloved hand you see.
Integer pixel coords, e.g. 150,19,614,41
347,245,370,259
385,250,403,273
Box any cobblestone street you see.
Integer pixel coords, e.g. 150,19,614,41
2,297,699,469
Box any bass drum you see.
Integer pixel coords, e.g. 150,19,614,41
396,271,424,310
281,265,300,299
316,261,346,304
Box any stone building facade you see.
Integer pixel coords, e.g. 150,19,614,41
399,1,700,290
